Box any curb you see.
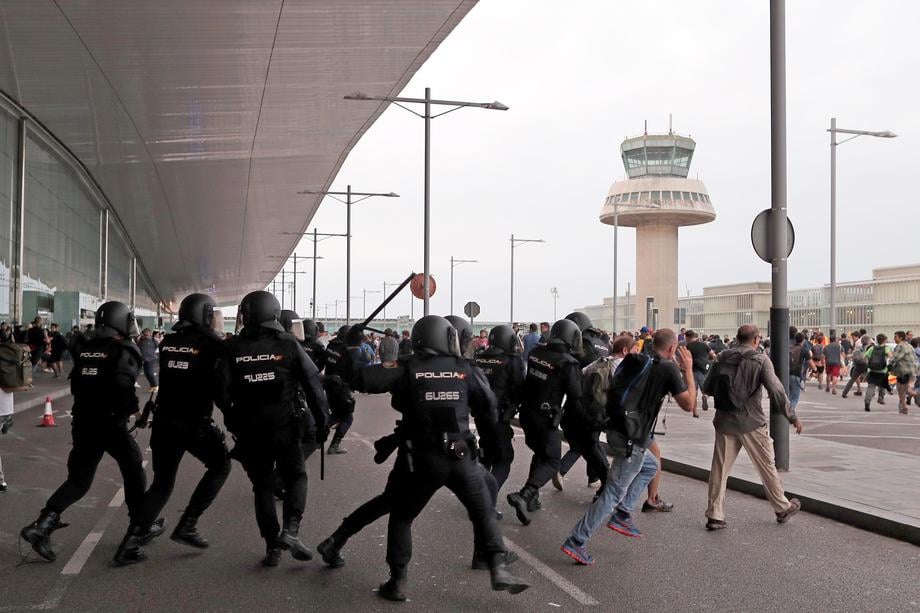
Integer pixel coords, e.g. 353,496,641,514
659,456,920,547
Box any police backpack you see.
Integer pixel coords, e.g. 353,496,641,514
0,342,32,390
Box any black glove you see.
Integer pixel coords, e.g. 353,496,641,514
373,432,399,464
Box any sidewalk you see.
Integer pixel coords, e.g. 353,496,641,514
654,394,920,545
11,369,72,414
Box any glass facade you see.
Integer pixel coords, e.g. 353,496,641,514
0,95,162,327
0,109,14,321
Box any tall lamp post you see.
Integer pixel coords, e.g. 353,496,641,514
283,228,347,319
298,187,399,324
344,89,508,316
450,256,478,316
550,287,559,321
362,288,381,320
510,234,544,324
828,118,896,333
266,254,313,314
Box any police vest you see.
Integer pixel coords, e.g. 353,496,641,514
475,350,511,403
524,345,576,412
156,329,224,421
71,337,141,420
301,339,326,371
580,331,611,368
402,355,473,442
226,333,300,428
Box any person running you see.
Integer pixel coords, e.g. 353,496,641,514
810,332,825,389
824,335,843,395
889,331,918,415
842,332,868,398
685,330,715,411
702,325,803,531
863,334,891,412
788,333,812,411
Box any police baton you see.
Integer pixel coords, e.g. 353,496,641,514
356,271,416,332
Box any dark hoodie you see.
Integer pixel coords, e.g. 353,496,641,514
703,346,795,435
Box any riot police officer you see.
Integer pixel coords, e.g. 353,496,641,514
124,293,232,561
474,324,525,494
555,312,611,491
299,318,327,372
506,318,583,526
323,325,371,454
216,291,329,567
362,316,528,601
20,302,147,563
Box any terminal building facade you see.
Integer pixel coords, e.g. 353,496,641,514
579,263,920,339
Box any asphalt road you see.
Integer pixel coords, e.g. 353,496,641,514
1,393,918,612
793,378,920,456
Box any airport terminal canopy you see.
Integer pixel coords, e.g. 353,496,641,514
621,133,696,179
0,1,477,310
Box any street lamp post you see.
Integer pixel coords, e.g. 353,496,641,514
550,287,559,321
362,288,381,320
828,117,896,333
450,256,478,316
298,188,399,324
283,228,346,319
509,234,544,324
383,281,401,324
267,254,314,314
345,89,508,316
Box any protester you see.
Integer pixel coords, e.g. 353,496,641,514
824,335,843,394
863,334,891,411
788,333,812,410
889,331,918,414
522,323,541,358
685,330,715,411
702,325,803,530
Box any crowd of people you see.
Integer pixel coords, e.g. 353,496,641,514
10,294,916,601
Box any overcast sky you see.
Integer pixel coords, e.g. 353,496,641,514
293,0,915,325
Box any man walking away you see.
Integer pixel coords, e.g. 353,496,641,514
824,335,843,394
522,323,541,359
560,329,695,565
702,325,803,531
863,335,891,412
889,331,918,414
136,329,159,392
842,333,868,398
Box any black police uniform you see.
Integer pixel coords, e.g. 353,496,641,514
139,325,231,544
381,352,524,598
323,335,370,450
474,347,524,492
559,328,611,485
508,339,581,523
20,328,144,562
216,326,329,555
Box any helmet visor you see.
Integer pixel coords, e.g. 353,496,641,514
126,313,141,339
210,308,225,335
290,319,305,342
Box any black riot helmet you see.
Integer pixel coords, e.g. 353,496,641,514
565,311,593,332
445,315,474,356
550,318,583,353
337,325,351,340
239,290,283,332
173,293,216,332
302,318,318,339
279,310,300,333
411,315,461,357
95,301,139,338
488,324,523,355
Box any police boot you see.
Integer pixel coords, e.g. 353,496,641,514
262,540,282,567
472,549,519,570
527,490,542,512
378,565,408,602
317,535,345,568
488,552,529,594
506,486,536,526
277,519,313,561
137,517,166,546
20,510,62,562
327,432,347,455
171,513,208,549
113,525,147,566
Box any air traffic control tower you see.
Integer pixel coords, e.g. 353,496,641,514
599,128,715,331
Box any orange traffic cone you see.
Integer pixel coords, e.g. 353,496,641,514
39,396,56,427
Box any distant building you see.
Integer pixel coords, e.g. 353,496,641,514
579,263,920,339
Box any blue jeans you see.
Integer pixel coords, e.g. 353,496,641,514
568,449,647,546
616,450,660,514
788,375,802,409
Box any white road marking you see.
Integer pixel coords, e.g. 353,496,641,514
802,420,920,426
504,538,599,606
804,434,920,440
